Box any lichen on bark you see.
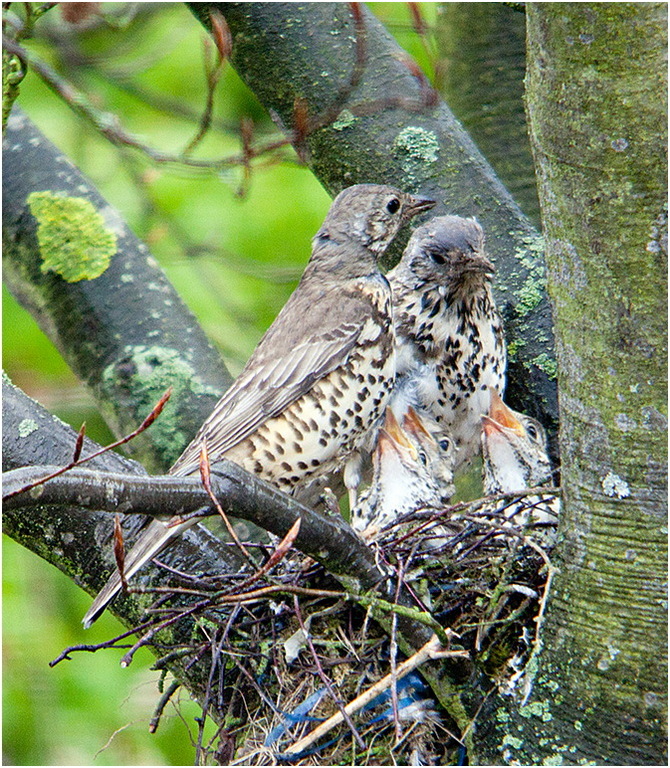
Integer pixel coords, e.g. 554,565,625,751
474,4,668,765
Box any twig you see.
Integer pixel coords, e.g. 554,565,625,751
390,560,404,741
4,387,172,500
183,10,230,155
1,36,294,170
353,593,452,646
149,679,181,733
119,596,213,668
292,595,366,750
199,441,257,569
49,620,155,667
283,634,465,756
195,627,227,763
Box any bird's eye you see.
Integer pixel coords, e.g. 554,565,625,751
386,198,401,214
418,451,428,466
438,438,450,452
526,424,538,440
430,250,446,265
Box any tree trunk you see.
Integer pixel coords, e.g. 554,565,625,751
435,2,540,227
474,5,667,764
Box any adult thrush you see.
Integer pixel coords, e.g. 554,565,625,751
389,215,506,471
350,407,455,537
83,184,434,627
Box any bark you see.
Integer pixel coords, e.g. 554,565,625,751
435,2,540,226
2,109,233,473
473,5,667,764
3,462,431,646
190,1,560,455
2,376,247,725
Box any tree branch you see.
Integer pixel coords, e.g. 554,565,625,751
2,375,250,725
4,375,440,654
2,109,233,473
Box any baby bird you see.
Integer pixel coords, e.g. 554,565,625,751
481,388,558,527
350,407,455,537
389,215,506,472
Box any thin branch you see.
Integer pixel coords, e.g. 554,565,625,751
149,679,182,733
4,461,440,651
293,595,366,750
283,634,466,757
3,387,172,500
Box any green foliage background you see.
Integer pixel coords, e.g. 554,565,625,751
2,3,438,764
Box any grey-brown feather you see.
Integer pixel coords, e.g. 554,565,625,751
83,184,434,628
170,271,390,477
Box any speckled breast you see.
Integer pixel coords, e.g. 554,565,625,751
227,280,396,492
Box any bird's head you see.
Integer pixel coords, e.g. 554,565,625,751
314,184,435,259
481,388,551,494
395,215,495,288
402,406,455,502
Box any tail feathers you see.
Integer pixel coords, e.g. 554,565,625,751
82,517,194,629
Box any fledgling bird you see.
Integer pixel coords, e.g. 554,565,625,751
350,407,455,537
83,184,435,628
388,215,506,471
481,388,558,527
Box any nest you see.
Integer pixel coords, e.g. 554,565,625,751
64,492,557,766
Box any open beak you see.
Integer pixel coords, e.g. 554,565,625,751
403,406,433,444
485,388,524,436
378,408,417,459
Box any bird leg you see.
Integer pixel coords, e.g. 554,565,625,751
344,451,362,509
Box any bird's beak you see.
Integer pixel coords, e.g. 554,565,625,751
403,406,433,443
481,415,505,438
469,250,495,275
379,408,417,458
485,388,524,436
405,194,436,220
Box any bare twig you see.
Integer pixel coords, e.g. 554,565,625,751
199,441,257,569
149,679,181,733
4,387,172,500
293,595,367,750
183,10,230,155
283,634,466,757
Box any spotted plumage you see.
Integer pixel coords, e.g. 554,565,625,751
83,184,435,628
350,407,455,537
388,215,506,471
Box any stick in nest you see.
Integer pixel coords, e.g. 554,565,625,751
282,634,468,757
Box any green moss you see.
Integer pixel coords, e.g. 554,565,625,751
3,51,24,130
507,338,527,359
392,126,440,182
332,109,358,131
27,191,117,282
496,708,511,723
502,734,523,749
516,276,545,317
17,418,39,437
100,345,221,470
532,353,558,380
520,699,553,722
